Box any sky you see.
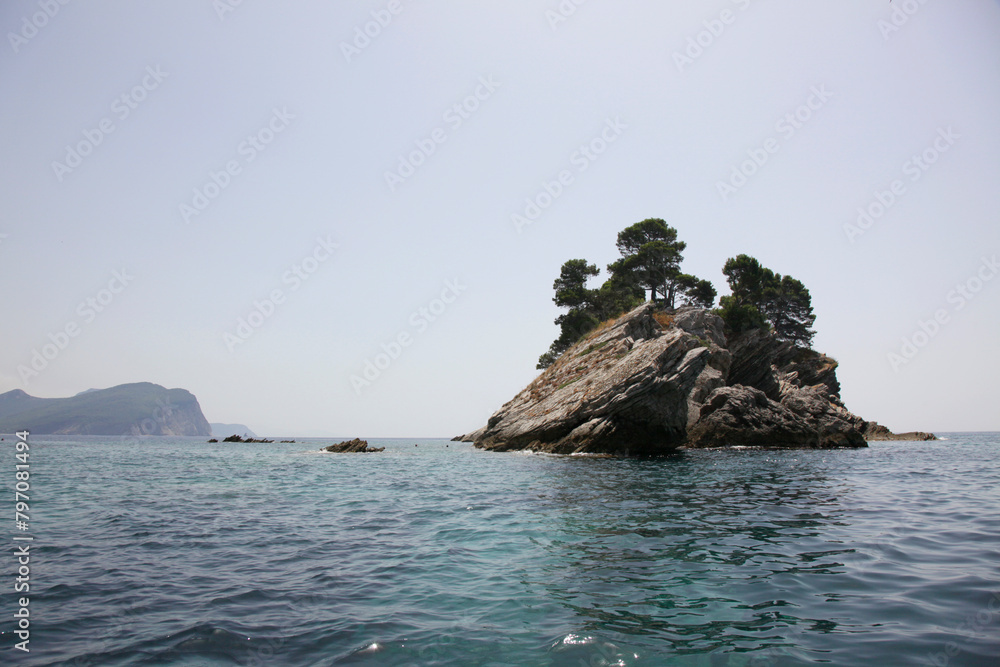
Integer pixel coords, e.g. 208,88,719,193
1,0,998,437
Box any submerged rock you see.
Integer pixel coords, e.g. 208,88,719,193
324,438,384,453
861,422,937,441
222,434,273,443
472,303,923,455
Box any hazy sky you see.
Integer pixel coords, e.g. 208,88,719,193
2,1,998,437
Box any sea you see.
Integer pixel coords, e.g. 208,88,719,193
1,433,998,666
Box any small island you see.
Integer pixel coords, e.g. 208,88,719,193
463,219,932,455
324,438,384,453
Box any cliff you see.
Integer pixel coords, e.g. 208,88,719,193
0,383,212,436
469,303,917,455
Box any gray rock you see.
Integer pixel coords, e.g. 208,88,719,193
686,386,816,447
324,438,384,453
862,422,937,441
475,303,730,455
686,385,866,449
453,426,486,443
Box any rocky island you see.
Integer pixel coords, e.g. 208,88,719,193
460,219,931,455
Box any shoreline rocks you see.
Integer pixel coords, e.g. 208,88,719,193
468,303,929,455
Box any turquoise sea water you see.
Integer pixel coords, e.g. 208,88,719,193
1,434,998,666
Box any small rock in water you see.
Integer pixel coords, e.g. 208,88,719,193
324,438,384,453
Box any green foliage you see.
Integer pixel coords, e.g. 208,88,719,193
538,245,818,370
715,296,768,334
761,274,816,346
607,218,688,306
536,350,559,370
553,259,599,309
677,274,717,309
537,220,716,369
722,255,773,305
538,255,648,369
590,274,645,321
718,254,815,345
537,307,600,369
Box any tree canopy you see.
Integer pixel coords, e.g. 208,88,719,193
537,220,710,369
534,225,819,371
552,259,599,309
718,254,815,346
607,219,688,307
677,274,717,309
536,259,644,369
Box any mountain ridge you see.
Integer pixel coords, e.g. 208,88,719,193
0,383,212,436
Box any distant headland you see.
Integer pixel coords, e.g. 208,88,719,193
0,383,212,436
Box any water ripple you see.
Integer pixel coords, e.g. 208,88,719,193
1,434,998,665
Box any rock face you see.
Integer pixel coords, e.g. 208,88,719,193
686,385,866,449
472,303,915,455
474,304,731,455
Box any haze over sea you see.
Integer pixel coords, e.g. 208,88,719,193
2,434,998,666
